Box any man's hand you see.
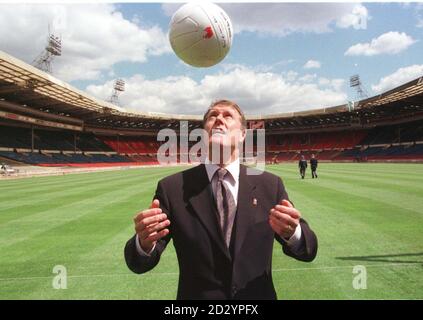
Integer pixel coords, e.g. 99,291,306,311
269,199,301,239
133,199,170,253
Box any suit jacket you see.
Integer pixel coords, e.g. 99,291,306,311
124,164,318,300
299,159,308,169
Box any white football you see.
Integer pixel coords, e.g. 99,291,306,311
169,2,233,68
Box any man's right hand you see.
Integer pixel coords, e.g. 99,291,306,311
133,199,170,253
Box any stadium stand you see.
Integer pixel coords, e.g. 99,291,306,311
0,125,114,152
334,119,423,161
0,50,422,168
337,143,423,161
267,130,368,152
100,136,161,154
0,124,137,166
359,120,423,145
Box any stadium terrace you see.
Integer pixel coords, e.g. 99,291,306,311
0,50,422,175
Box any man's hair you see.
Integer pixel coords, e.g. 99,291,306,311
203,99,247,129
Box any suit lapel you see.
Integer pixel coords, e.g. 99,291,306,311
234,165,257,259
187,164,231,261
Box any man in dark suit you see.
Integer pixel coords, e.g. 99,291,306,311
124,100,318,300
298,155,307,179
310,154,318,179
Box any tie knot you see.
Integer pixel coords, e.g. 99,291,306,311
217,168,228,181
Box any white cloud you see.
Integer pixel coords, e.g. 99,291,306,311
336,4,369,30
162,3,369,36
298,74,317,83
0,4,171,82
345,31,416,56
371,65,423,93
222,59,294,73
86,66,347,115
417,3,423,28
303,60,321,69
318,78,331,86
330,79,346,92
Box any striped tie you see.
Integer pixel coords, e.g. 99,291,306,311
215,168,237,247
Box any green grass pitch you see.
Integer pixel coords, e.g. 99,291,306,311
0,163,422,299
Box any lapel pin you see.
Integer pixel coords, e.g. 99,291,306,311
252,198,257,206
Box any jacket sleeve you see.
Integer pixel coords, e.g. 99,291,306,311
274,177,318,262
124,180,172,274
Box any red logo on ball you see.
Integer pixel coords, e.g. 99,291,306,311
203,26,213,39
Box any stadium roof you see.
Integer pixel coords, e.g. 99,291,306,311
360,77,423,108
0,50,422,133
0,50,199,118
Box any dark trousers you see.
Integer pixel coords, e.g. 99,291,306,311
311,167,317,178
300,168,306,179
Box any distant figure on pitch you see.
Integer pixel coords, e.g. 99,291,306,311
298,155,307,179
0,163,16,176
310,154,318,179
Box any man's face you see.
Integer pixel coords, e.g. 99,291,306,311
203,104,245,150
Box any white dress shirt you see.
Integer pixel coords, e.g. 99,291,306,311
205,157,240,206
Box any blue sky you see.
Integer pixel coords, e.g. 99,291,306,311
0,1,422,115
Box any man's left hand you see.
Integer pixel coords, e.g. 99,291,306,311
269,199,301,239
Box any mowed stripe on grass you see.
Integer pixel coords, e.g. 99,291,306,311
0,166,182,299
0,163,422,299
267,163,423,299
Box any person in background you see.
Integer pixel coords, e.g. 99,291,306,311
310,154,318,179
298,155,307,179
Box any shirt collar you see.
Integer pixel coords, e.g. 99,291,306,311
204,157,240,184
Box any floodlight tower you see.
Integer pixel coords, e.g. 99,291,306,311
349,74,369,101
109,79,125,106
33,28,62,74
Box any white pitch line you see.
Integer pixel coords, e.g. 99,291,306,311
272,262,422,272
0,272,177,282
0,262,421,282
